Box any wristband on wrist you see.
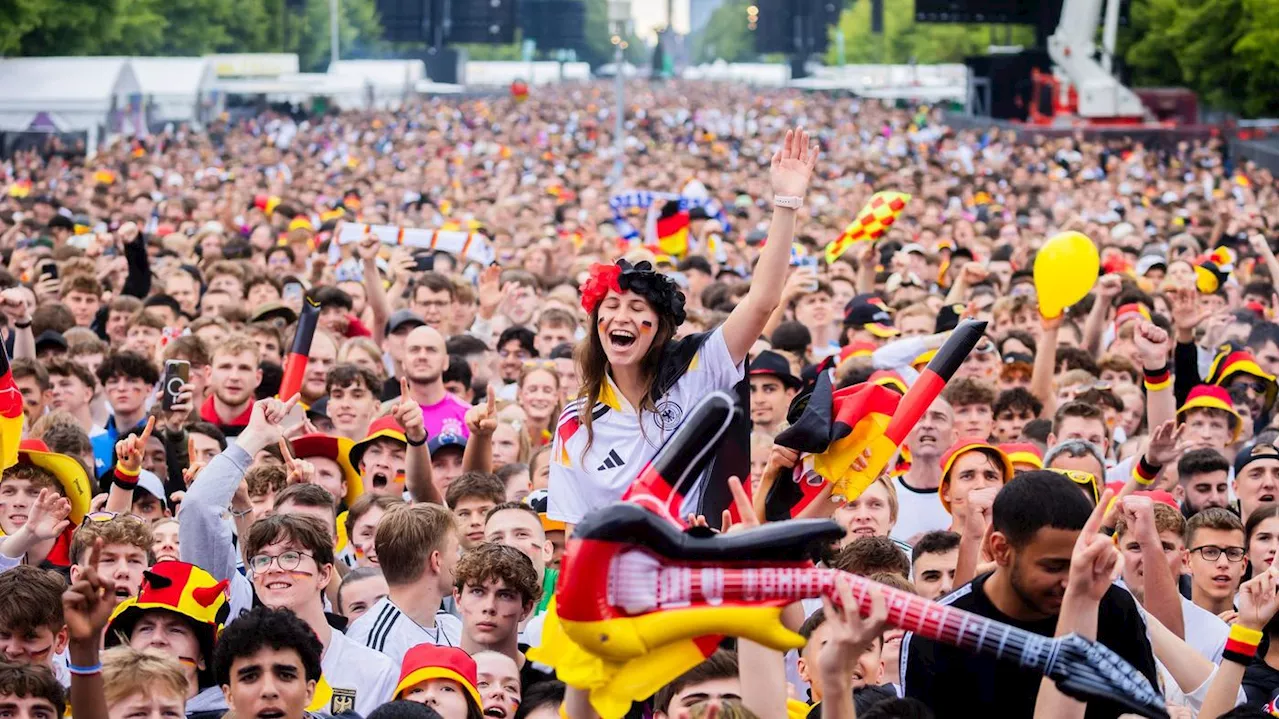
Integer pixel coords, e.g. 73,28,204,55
12,320,30,329
1142,364,1171,392
406,433,427,447
113,462,140,488
1223,624,1263,665
1132,456,1161,486
231,507,252,519
1223,621,1264,655
66,661,102,676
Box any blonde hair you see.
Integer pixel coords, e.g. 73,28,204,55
339,337,386,378
212,333,263,365
102,647,188,707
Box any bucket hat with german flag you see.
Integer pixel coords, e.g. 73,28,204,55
939,439,1014,513
1205,344,1277,414
1177,385,1244,443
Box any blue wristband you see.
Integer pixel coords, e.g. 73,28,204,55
66,662,102,675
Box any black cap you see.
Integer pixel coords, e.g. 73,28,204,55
386,309,426,335
306,396,329,420
1234,442,1279,477
936,303,965,333
34,330,67,352
843,296,895,337
47,215,74,231
677,255,713,275
748,350,803,390
1003,352,1035,366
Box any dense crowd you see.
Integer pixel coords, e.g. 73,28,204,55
0,81,1275,719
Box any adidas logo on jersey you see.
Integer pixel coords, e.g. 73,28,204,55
597,449,625,471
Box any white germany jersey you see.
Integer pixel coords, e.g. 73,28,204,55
346,596,463,666
548,328,744,524
313,629,399,716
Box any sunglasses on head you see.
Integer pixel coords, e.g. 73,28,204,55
1048,468,1099,504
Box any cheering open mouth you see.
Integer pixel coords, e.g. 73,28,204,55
608,329,636,349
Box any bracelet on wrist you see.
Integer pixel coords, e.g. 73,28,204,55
1222,624,1263,665
1132,456,1161,487
12,320,31,329
406,434,427,447
66,661,102,676
1141,364,1171,392
113,462,140,489
231,507,252,519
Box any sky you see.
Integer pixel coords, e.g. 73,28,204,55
630,0,690,40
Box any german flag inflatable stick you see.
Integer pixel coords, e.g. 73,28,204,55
0,339,24,469
278,297,320,401
530,503,1166,719
769,319,987,516
621,391,740,527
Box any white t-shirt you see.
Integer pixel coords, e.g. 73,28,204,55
889,474,953,546
549,328,744,524
1181,595,1229,662
347,596,463,666
317,629,399,716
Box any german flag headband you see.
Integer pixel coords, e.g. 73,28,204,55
581,260,687,325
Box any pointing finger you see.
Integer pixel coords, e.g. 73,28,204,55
486,390,496,415
278,437,295,467
400,377,410,401
139,415,155,447
282,393,301,415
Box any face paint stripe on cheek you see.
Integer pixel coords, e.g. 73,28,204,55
640,320,653,333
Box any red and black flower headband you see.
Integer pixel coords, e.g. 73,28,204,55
581,259,687,325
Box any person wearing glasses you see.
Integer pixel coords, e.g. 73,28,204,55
241,513,397,717
1184,507,1249,621
1205,345,1276,436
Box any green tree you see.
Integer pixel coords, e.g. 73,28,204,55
693,0,754,63
281,0,384,71
824,0,1032,65
1126,0,1277,116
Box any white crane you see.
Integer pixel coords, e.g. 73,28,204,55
1045,0,1148,119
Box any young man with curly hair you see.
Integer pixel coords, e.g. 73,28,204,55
453,543,552,691
213,606,324,719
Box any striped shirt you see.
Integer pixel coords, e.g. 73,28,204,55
346,596,463,666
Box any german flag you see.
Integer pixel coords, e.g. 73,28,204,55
654,202,690,258
0,342,24,469
770,320,988,517
278,298,320,401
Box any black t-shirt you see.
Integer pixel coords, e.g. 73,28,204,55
1242,656,1278,709
902,572,1159,719
519,653,555,692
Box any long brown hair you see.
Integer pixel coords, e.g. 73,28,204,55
575,304,677,454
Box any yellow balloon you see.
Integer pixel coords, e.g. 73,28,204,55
1034,231,1099,318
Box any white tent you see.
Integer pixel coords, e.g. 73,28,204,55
128,57,218,126
0,57,142,153
328,59,426,109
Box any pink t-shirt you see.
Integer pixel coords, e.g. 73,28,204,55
422,393,471,440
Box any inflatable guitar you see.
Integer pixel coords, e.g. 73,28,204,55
531,389,1167,719
534,502,1167,719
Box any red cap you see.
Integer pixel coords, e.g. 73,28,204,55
394,644,481,707
1000,442,1044,470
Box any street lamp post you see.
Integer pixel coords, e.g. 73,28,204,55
608,0,631,186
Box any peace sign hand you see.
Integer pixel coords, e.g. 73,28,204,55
1067,488,1122,603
